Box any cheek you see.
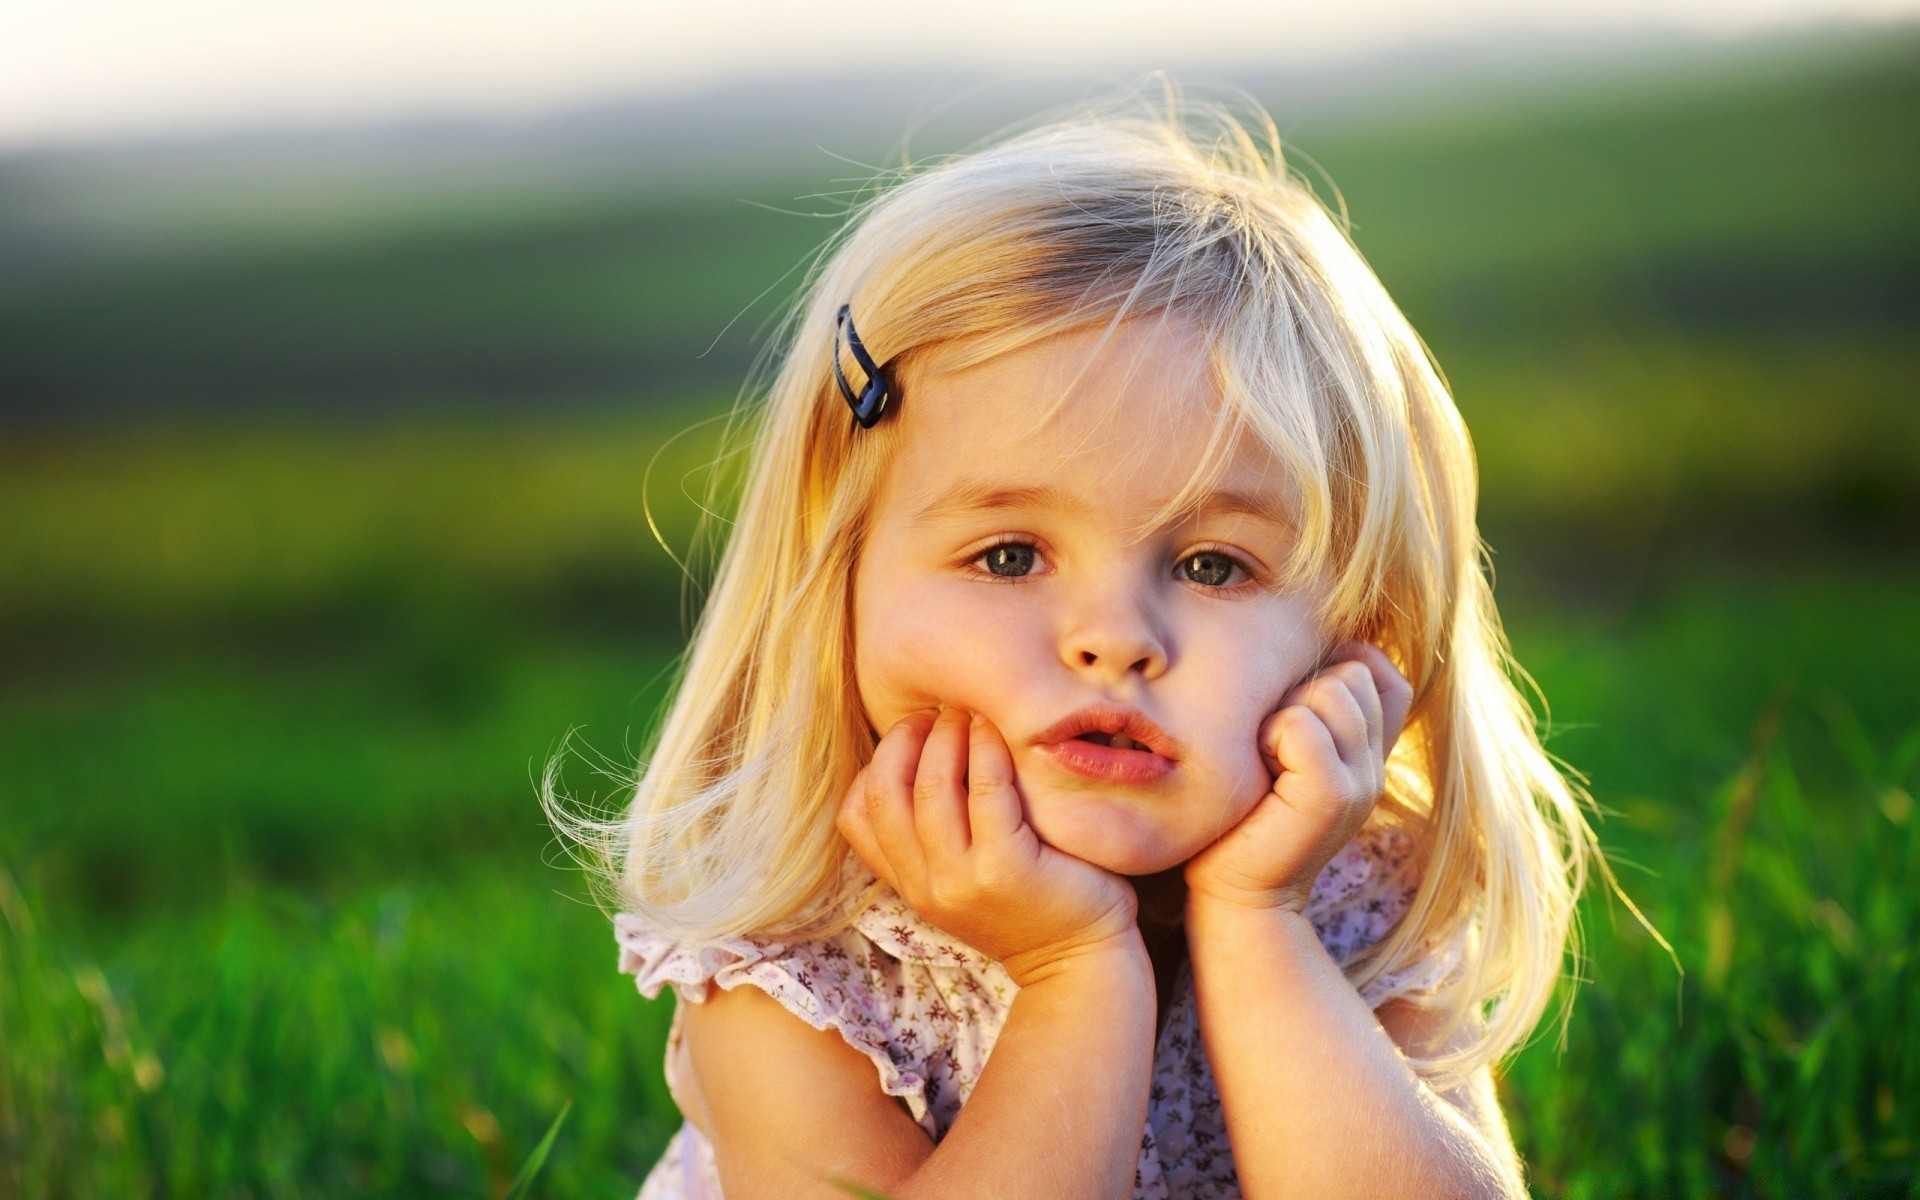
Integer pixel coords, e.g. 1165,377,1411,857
1177,614,1318,806
854,577,1046,728
1211,736,1276,823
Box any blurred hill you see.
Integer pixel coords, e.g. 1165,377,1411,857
0,25,1912,421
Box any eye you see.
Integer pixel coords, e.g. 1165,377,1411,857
979,542,1038,578
1177,550,1244,589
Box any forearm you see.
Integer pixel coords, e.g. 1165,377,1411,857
899,933,1156,1200
1185,900,1520,1200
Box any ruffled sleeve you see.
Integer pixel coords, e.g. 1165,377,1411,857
614,890,1011,1143
1303,820,1469,1007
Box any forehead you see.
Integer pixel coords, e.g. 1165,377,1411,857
882,320,1290,524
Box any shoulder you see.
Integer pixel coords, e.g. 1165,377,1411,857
615,860,1015,1142
678,983,935,1197
616,899,944,1199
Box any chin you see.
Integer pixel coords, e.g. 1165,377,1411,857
1024,790,1198,877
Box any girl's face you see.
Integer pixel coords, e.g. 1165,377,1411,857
852,319,1331,877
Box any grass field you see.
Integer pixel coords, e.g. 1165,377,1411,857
4,30,1918,1199
5,556,1915,1196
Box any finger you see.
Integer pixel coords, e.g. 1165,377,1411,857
869,708,939,793
1350,642,1415,753
1290,668,1367,764
913,706,973,862
865,711,936,892
836,767,899,890
1374,645,1420,748
1257,705,1288,776
1264,703,1342,786
1324,658,1385,764
967,710,1025,845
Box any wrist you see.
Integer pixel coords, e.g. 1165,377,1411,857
1183,900,1333,1008
1001,925,1150,989
1184,878,1314,919
1185,889,1319,948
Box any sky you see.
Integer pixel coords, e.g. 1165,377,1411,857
2,0,1917,151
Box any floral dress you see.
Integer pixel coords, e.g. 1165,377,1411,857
617,822,1455,1199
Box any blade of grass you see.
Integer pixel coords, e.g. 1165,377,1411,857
501,1099,572,1200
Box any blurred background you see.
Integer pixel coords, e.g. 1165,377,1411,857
2,2,1916,1196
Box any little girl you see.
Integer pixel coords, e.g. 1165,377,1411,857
555,89,1601,1199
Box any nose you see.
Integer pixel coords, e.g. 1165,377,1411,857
1060,580,1170,685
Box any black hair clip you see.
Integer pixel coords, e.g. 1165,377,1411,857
833,304,894,429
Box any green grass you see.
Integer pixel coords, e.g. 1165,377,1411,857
2,864,678,1198
1504,696,1920,1194
0,408,735,627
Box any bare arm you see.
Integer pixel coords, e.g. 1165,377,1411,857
1185,899,1525,1200
682,929,1155,1200
1375,997,1526,1189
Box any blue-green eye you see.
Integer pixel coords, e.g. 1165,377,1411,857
982,543,1037,577
1179,551,1240,588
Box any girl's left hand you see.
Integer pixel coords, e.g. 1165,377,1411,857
1184,641,1414,915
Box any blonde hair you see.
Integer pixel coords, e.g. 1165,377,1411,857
548,82,1628,1091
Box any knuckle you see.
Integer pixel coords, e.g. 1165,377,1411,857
976,858,1020,895
926,876,962,912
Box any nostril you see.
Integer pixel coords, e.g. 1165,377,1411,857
1080,650,1097,666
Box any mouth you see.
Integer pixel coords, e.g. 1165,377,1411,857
1071,730,1150,751
1033,707,1179,786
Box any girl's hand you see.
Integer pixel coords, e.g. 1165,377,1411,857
837,706,1142,987
1183,641,1415,915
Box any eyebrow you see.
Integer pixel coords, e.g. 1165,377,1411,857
913,479,1292,531
914,483,1089,524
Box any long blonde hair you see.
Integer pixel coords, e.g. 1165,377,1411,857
548,83,1624,1091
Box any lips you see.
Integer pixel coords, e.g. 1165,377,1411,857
1033,706,1179,785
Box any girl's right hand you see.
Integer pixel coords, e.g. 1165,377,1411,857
837,706,1143,987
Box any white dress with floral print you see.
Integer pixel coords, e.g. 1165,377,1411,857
617,822,1455,1200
